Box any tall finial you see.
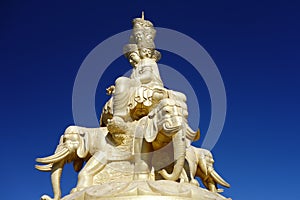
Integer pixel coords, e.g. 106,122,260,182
141,11,144,20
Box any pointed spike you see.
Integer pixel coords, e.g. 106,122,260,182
158,169,178,181
142,11,144,20
35,163,53,171
211,169,230,188
36,147,69,164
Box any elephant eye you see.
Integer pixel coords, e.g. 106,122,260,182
162,107,171,114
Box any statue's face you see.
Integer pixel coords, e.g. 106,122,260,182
134,31,144,42
129,51,141,67
139,48,153,59
139,57,158,70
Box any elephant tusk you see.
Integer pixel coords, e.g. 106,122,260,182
35,163,53,171
158,169,179,181
210,169,230,188
36,147,70,164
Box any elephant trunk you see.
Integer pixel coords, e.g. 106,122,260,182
36,141,71,200
51,161,64,200
39,160,65,200
159,126,186,181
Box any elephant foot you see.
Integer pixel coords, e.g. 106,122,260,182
70,186,86,194
134,172,151,180
107,116,128,134
207,183,218,193
70,187,78,194
41,194,56,200
190,179,200,187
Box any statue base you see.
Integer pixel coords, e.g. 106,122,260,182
62,180,231,200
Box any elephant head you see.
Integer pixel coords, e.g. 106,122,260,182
142,98,199,181
35,126,91,171
197,148,230,192
185,146,230,193
35,126,108,200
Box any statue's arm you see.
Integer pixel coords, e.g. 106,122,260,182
137,65,153,84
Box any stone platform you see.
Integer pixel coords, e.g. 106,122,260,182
62,180,231,200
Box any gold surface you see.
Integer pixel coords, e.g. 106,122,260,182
35,13,230,200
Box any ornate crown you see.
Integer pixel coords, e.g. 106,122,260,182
124,12,161,62
129,12,156,49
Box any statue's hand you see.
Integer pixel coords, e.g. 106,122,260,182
106,85,115,95
107,116,128,134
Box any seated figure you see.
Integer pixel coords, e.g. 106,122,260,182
35,13,230,200
106,44,166,133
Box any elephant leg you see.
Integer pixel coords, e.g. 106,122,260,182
75,154,106,190
185,148,199,186
179,168,189,183
207,178,218,192
134,139,152,180
189,166,199,186
190,178,200,186
141,140,153,169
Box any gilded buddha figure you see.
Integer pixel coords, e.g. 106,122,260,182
35,12,230,200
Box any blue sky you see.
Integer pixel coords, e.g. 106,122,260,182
1,0,300,199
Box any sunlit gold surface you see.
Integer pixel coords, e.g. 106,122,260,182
36,12,230,200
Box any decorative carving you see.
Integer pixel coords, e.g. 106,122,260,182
36,12,230,200
61,181,230,200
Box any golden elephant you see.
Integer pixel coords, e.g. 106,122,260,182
35,98,199,200
182,146,230,192
35,126,126,200
134,98,200,181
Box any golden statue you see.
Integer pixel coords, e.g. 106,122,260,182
36,13,230,200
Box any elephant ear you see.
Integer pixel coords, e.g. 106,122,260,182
144,111,158,143
76,132,89,159
186,125,200,143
